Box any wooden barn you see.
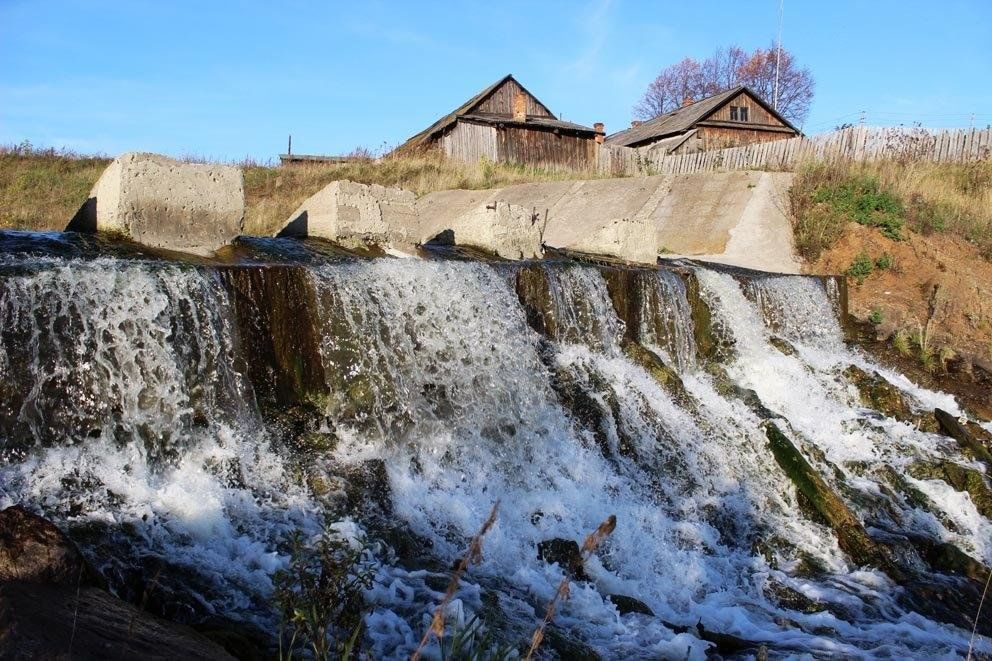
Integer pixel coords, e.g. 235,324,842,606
395,74,605,170
605,86,799,154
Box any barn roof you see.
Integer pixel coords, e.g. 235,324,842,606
605,86,798,148
398,74,599,151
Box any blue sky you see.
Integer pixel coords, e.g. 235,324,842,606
2,0,990,161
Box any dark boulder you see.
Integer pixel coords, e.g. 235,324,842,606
0,505,98,586
0,505,236,660
607,594,654,616
537,538,589,581
0,581,234,660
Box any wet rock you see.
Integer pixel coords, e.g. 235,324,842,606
219,266,327,412
622,342,688,403
843,365,913,422
0,581,234,660
515,265,557,336
194,617,270,661
764,423,902,579
768,336,797,356
0,505,99,586
607,594,654,616
601,268,643,344
763,581,824,614
0,507,234,660
694,622,765,657
934,408,992,470
344,459,393,518
542,628,601,660
907,460,992,519
683,272,719,362
537,539,589,581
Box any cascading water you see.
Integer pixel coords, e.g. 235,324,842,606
1,234,990,658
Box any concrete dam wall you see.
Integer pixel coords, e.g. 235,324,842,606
69,153,800,273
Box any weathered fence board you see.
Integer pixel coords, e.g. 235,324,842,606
596,126,992,176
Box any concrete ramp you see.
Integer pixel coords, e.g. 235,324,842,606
416,171,800,271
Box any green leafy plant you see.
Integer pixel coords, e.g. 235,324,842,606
275,529,375,661
874,253,892,270
846,253,875,283
868,307,884,325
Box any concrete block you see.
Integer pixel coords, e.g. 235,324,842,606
277,180,417,249
67,152,245,256
565,216,659,264
423,201,543,259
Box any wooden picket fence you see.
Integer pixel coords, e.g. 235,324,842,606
596,126,992,176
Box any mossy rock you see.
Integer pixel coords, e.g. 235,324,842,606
600,267,643,345
769,336,797,356
515,265,557,337
907,460,992,519
764,422,900,578
622,342,688,403
935,408,992,470
843,365,913,422
682,271,719,361
762,581,824,614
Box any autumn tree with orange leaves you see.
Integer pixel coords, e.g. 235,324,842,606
634,45,814,126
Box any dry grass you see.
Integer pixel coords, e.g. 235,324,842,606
0,144,110,231
412,501,500,661
242,152,609,236
790,159,992,261
0,145,611,236
525,514,616,661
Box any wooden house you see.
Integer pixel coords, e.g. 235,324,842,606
604,86,799,154
395,74,605,170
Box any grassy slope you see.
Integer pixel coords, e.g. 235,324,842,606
0,148,111,231
790,159,992,365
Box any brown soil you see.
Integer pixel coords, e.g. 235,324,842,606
811,223,992,364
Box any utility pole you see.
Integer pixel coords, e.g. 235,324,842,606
773,0,784,111
287,134,292,156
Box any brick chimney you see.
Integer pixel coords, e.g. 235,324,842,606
631,120,642,128
682,96,694,107
593,122,605,144
513,91,527,122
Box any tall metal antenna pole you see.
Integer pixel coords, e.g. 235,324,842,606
773,0,784,111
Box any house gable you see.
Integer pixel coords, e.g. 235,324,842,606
698,89,795,131
397,75,559,152
605,86,799,149
469,77,554,118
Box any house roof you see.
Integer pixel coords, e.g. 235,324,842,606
398,74,599,151
604,86,798,148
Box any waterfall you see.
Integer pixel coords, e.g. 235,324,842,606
0,241,989,658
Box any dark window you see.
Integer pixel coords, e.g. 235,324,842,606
730,105,749,122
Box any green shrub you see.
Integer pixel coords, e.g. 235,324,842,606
275,530,375,660
868,307,884,325
874,253,892,270
846,253,875,283
810,174,905,240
